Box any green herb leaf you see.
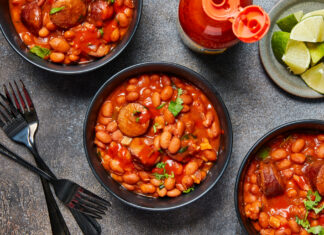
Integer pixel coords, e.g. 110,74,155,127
307,226,324,234
99,28,104,37
97,151,102,158
313,205,324,214
158,149,163,154
133,110,141,115
156,103,166,109
296,216,310,229
257,147,270,160
50,6,65,15
181,134,190,140
30,46,51,59
183,187,194,194
168,88,183,116
135,117,140,123
156,162,166,168
159,184,165,189
178,146,188,153
110,0,115,3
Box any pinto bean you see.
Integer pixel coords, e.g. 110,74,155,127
38,27,49,37
271,149,288,161
122,183,135,191
116,12,129,27
126,92,139,101
157,187,167,197
161,75,171,86
160,86,173,101
49,38,70,53
288,219,300,233
318,134,324,141
111,173,123,182
98,115,111,125
167,188,181,197
207,122,220,139
96,131,112,144
138,171,150,182
203,150,217,161
291,153,306,164
317,143,324,158
109,159,124,174
292,139,305,153
180,94,192,104
174,121,185,137
164,177,175,190
152,92,161,107
150,178,162,187
168,137,181,154
153,136,160,151
111,130,123,142
50,52,65,63
94,138,106,149
116,95,126,105
182,175,194,188
184,161,198,175
203,111,214,128
259,212,269,228
277,159,292,170
181,105,190,113
140,183,156,194
122,173,140,184
160,131,172,149
107,121,117,132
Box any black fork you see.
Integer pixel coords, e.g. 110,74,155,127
0,81,103,234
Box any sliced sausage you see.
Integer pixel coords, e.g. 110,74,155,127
117,103,150,137
50,0,87,29
129,138,160,169
259,162,285,197
87,0,114,26
21,2,42,34
306,161,324,196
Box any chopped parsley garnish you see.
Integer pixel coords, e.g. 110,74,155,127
135,117,140,123
280,135,292,147
30,46,51,59
99,28,104,37
156,103,166,109
158,149,164,154
181,134,197,140
109,0,115,3
159,184,165,189
153,123,159,133
153,162,174,180
133,110,141,115
257,147,270,160
50,6,65,15
97,151,102,158
178,146,188,153
295,190,324,234
183,187,194,194
168,88,183,116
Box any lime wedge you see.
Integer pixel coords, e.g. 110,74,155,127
276,11,304,32
271,31,290,64
290,16,324,42
302,9,324,20
301,62,324,94
307,42,324,65
282,40,311,74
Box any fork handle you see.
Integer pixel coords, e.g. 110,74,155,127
0,144,70,235
29,146,102,235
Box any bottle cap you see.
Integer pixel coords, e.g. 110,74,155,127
232,5,270,43
202,0,270,43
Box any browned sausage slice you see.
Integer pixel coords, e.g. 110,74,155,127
87,0,114,26
307,161,324,196
117,103,150,137
259,162,285,197
21,2,42,34
49,0,87,29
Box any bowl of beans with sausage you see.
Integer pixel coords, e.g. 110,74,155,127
235,120,324,234
84,62,233,210
0,0,142,74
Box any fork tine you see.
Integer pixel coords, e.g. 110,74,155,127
0,93,19,117
78,193,108,211
0,101,14,119
76,196,107,213
5,84,21,112
0,106,10,123
13,81,27,113
0,114,6,127
78,188,111,207
20,80,34,110
71,202,103,219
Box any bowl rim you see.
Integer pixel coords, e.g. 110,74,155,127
83,62,233,211
0,0,143,75
234,119,324,233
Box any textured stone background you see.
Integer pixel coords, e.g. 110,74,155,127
0,0,323,234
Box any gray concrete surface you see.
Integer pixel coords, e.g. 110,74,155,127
0,0,323,234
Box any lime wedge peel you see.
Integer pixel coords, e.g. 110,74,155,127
276,11,304,32
282,40,311,75
290,16,324,43
271,31,290,64
301,62,324,94
302,9,324,20
307,42,324,65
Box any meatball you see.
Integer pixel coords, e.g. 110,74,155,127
49,0,87,29
87,0,114,26
117,103,150,137
307,161,324,196
21,2,42,34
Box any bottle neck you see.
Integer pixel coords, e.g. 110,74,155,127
202,0,241,21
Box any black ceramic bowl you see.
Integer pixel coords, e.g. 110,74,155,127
0,0,142,74
84,62,233,211
235,119,324,234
